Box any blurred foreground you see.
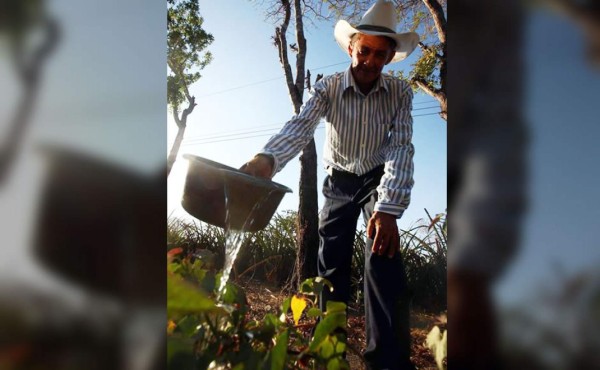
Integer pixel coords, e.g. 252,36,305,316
0,1,166,369
449,1,600,369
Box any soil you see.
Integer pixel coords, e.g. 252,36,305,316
240,278,444,370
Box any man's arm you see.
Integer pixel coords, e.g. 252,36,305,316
368,83,415,257
241,79,329,178
375,82,415,217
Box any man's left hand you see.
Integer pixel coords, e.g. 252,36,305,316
366,211,400,258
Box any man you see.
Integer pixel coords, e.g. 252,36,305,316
242,1,419,369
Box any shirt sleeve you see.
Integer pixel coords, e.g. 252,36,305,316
259,79,329,175
374,83,415,218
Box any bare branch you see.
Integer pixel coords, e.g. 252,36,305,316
414,78,446,120
421,0,446,44
414,78,438,97
293,0,307,102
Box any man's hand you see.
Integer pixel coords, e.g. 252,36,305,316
366,211,400,258
240,154,273,179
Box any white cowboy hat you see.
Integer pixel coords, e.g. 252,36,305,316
334,0,420,63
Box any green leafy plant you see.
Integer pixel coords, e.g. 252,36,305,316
169,208,447,312
167,249,349,369
399,210,447,311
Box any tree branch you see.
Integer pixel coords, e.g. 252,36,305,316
414,78,438,98
275,0,303,113
293,0,307,104
414,77,446,120
421,0,446,44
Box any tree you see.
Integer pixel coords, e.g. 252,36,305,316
0,0,59,184
255,0,321,288
167,0,213,176
324,0,447,120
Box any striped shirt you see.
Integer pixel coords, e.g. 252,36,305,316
260,66,414,217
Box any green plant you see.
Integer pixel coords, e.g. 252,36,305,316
167,249,349,369
348,210,447,311
398,210,447,311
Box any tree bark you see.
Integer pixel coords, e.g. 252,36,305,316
422,0,447,44
167,126,186,177
414,78,447,120
167,95,196,177
296,138,319,283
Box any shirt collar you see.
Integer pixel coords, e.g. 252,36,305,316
342,65,389,95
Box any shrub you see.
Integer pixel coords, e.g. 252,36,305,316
167,249,349,369
168,209,447,311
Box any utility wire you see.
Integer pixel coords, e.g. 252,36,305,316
196,61,349,98
182,105,440,144
181,112,442,146
194,59,441,105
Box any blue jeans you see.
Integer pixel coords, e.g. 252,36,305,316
318,166,414,370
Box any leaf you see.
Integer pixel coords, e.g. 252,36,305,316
167,274,215,316
167,320,177,335
320,337,334,358
167,247,183,257
327,357,349,370
299,277,334,296
310,312,346,351
291,295,307,326
306,307,322,318
325,301,346,315
428,214,442,230
176,315,199,337
271,330,289,370
281,297,291,315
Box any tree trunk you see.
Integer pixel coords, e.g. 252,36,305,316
293,71,321,285
167,124,186,176
296,138,319,283
167,95,195,177
272,0,319,289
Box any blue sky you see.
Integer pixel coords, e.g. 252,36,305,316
495,10,600,303
167,0,448,231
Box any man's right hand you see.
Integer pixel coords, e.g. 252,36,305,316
240,154,273,179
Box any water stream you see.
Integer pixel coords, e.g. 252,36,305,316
216,178,276,300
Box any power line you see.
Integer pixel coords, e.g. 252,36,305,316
194,59,441,106
196,61,349,98
181,112,442,146
182,105,440,144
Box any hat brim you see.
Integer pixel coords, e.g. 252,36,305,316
334,20,419,63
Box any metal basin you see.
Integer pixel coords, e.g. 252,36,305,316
181,154,292,232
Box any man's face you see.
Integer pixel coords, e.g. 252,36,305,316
348,34,395,86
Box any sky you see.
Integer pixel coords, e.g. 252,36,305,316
167,0,448,232
495,9,600,304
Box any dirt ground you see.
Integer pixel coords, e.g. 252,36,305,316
240,278,444,370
